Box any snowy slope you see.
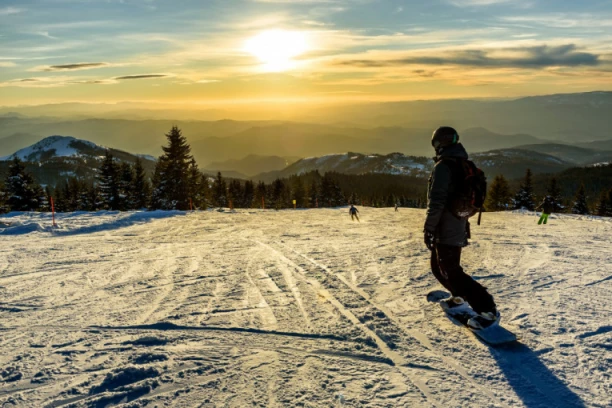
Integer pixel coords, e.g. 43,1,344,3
1,136,99,162
0,136,157,186
0,209,610,407
256,149,573,181
261,152,432,181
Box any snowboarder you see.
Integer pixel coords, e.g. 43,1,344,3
536,196,554,225
424,126,498,329
349,205,360,222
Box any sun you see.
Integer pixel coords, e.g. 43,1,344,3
245,30,309,72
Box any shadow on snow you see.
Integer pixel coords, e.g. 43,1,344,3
492,343,585,408
0,211,186,236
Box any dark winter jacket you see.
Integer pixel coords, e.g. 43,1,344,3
424,143,469,247
536,197,555,214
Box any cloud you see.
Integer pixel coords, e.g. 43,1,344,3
337,44,600,69
114,74,168,80
500,14,612,29
448,0,530,7
0,62,17,68
0,7,24,16
37,62,108,71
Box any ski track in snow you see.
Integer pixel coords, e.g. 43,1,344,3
0,209,610,407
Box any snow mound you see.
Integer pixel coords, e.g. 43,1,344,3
0,221,48,235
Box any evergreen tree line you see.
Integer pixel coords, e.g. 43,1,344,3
486,168,612,216
1,127,610,217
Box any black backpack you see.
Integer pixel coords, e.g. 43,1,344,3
442,158,487,222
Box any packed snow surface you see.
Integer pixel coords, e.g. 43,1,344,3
0,209,610,407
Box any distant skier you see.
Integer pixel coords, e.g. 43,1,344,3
349,205,360,222
424,126,498,329
395,203,399,212
536,196,554,225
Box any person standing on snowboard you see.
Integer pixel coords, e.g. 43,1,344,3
349,205,360,222
424,126,498,329
535,196,554,225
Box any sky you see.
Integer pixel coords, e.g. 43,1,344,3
1,0,612,106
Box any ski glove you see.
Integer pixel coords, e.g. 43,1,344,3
424,230,436,251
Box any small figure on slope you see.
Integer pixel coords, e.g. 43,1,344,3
395,203,399,212
349,204,360,222
424,126,498,330
536,196,554,225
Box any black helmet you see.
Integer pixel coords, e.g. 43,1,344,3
432,126,459,151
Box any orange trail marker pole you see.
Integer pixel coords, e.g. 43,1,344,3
262,197,265,210
50,196,57,227
189,198,194,211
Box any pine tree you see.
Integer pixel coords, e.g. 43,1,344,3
186,158,203,210
513,168,535,210
571,184,589,215
255,181,266,209
485,175,512,211
132,158,151,210
212,172,228,208
320,173,345,207
271,178,286,210
595,190,610,217
546,177,564,213
118,162,135,210
5,157,45,211
0,181,8,214
98,151,120,210
308,179,319,208
292,177,305,208
228,179,242,209
151,126,193,210
243,180,255,208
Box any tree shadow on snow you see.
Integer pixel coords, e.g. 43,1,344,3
492,342,585,408
51,211,186,236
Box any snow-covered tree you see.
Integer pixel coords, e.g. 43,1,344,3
486,175,512,211
151,126,193,210
571,184,589,215
513,168,535,210
5,157,45,211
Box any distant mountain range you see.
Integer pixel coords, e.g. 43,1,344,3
251,148,580,183
2,133,612,189
0,136,156,186
2,91,612,165
203,154,299,177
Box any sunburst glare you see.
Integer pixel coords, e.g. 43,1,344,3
244,30,309,72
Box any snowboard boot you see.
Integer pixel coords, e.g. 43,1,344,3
467,311,499,330
440,296,470,313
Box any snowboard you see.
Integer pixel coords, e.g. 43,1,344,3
427,290,517,346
